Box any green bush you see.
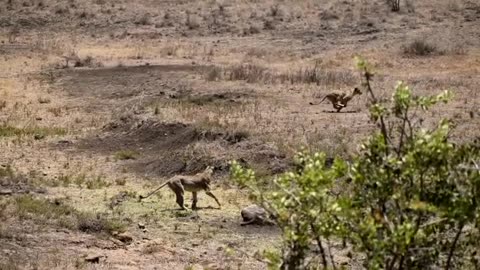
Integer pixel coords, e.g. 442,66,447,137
231,57,480,270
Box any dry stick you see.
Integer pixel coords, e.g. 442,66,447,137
397,168,429,268
310,223,328,268
363,69,398,268
326,237,337,270
362,69,390,155
397,106,410,156
446,222,465,270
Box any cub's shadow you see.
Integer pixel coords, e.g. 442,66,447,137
321,110,359,114
159,205,220,212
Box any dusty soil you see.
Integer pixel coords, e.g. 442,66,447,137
1,0,480,269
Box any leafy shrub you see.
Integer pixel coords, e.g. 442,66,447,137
231,57,480,269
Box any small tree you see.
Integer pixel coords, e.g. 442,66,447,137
388,0,401,12
231,57,480,269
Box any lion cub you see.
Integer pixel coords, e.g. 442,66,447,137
139,166,221,210
310,87,362,112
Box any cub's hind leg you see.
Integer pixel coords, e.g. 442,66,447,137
169,182,187,210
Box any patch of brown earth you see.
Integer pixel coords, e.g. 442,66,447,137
55,64,205,100
64,115,288,178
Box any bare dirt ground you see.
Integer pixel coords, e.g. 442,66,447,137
1,0,479,269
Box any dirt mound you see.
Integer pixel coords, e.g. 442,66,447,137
75,115,288,178
92,116,198,153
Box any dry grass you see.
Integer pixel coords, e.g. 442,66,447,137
402,39,438,56
203,63,357,87
0,125,66,138
114,150,139,160
11,195,126,235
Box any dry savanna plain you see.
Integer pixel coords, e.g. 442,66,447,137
0,0,479,269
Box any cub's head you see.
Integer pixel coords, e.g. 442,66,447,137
203,166,214,176
195,166,214,181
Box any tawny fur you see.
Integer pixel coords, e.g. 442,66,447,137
144,166,221,210
310,87,363,112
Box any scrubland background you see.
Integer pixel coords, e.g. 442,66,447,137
0,0,479,269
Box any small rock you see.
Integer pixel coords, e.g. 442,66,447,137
240,204,275,226
55,228,70,234
0,189,13,196
206,263,221,270
84,253,105,263
34,134,45,140
110,238,124,246
35,117,42,121
57,140,72,144
114,232,134,244
138,222,146,229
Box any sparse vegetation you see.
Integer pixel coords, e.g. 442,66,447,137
115,178,127,186
204,66,223,81
227,63,271,83
114,150,139,160
388,0,401,12
403,39,438,56
203,63,356,86
186,12,200,30
135,13,152,25
0,125,66,138
73,55,98,67
0,100,6,111
14,195,126,235
15,195,76,225
76,212,125,234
